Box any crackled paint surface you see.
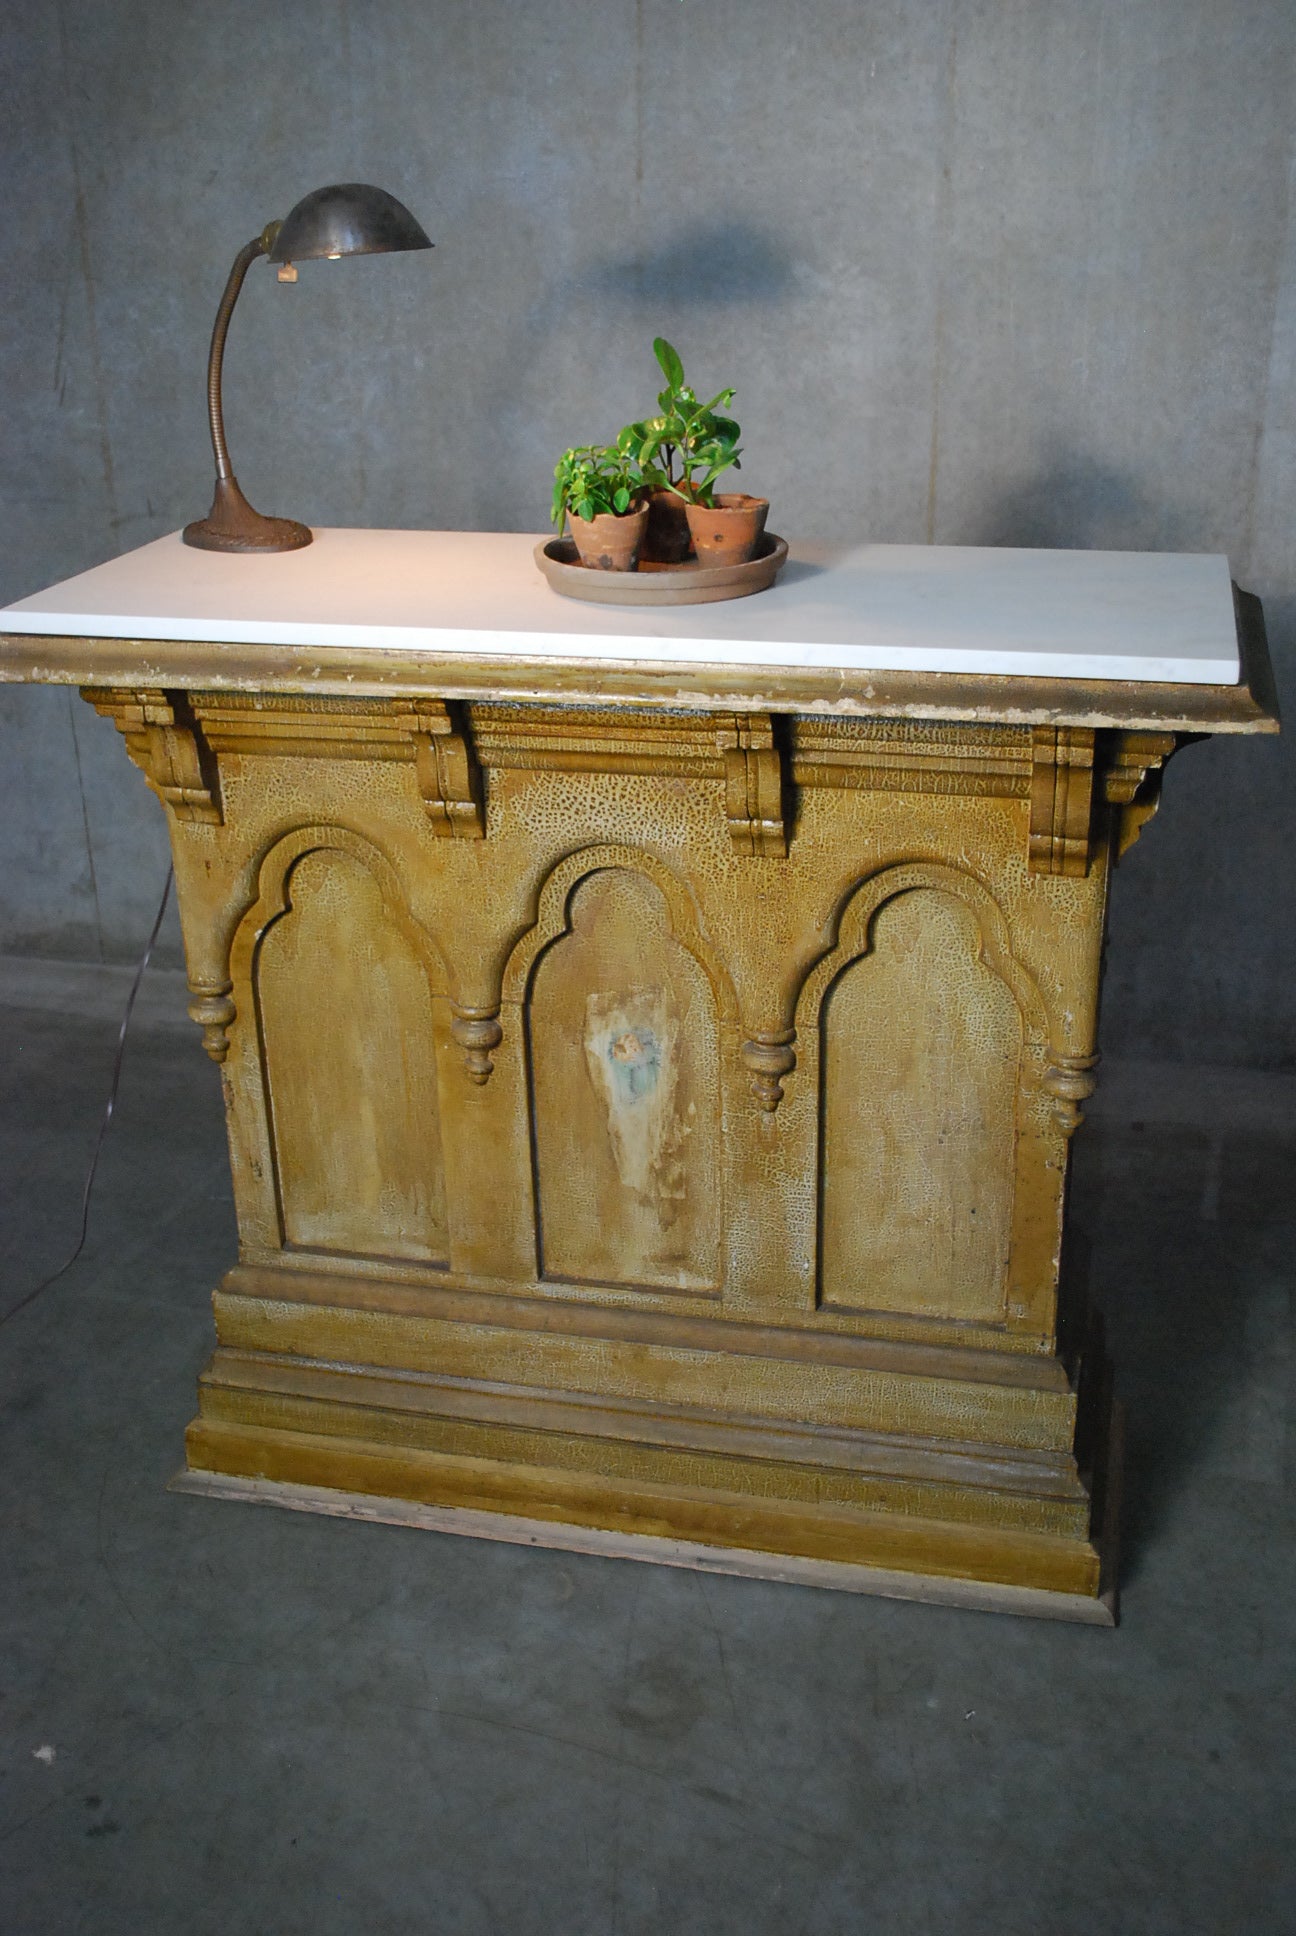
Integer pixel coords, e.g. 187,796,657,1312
256,847,448,1263
820,890,1020,1320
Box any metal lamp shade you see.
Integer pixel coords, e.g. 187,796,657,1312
269,183,433,263
182,182,433,553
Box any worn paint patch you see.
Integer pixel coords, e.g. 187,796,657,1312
584,988,689,1214
529,866,720,1293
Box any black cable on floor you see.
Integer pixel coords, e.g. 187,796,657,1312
0,865,175,1330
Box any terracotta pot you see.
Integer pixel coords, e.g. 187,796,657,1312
641,487,694,564
567,501,648,572
684,493,770,568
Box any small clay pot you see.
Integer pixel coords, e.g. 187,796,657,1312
641,487,694,564
684,494,770,567
567,501,649,572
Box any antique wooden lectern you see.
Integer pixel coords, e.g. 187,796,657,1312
0,531,1276,1621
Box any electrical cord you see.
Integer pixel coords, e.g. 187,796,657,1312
0,865,175,1330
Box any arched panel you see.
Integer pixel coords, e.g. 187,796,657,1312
528,867,721,1293
820,888,1021,1321
255,846,448,1263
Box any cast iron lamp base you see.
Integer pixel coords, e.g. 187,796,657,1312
183,474,312,554
182,186,431,557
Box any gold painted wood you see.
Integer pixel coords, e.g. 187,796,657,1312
717,714,786,857
1029,725,1096,876
253,847,449,1260
89,687,223,823
819,890,1022,1319
168,1442,1121,1623
0,585,1275,1621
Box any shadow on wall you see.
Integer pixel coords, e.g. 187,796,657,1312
961,442,1198,554
502,220,800,394
487,217,800,526
568,219,801,308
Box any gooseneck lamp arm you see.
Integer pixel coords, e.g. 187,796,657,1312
184,222,309,553
207,226,278,481
183,184,433,554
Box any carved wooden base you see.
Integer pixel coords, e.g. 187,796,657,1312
3,557,1274,1628
63,671,1220,1624
170,1451,1121,1624
178,1263,1121,1621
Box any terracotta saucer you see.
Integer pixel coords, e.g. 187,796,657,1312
535,532,788,606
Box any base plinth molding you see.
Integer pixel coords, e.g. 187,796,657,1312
173,1401,1121,1626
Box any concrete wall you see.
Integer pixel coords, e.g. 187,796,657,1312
2,0,1293,1065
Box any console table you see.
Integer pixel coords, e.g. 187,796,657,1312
1,531,1276,1622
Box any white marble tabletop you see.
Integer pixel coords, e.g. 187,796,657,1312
0,529,1240,685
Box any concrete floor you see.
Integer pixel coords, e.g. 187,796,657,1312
1,966,1293,1936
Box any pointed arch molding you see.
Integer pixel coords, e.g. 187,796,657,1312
784,861,1095,1127
501,845,739,1022
795,861,1049,1044
197,824,451,1064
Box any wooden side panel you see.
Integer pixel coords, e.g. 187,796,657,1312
820,889,1021,1320
527,867,721,1294
255,847,449,1263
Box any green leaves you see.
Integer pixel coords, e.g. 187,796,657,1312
628,340,742,506
552,445,645,529
553,338,746,526
618,418,668,466
653,336,685,391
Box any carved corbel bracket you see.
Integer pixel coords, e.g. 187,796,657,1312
1103,731,1179,860
189,983,237,1063
1043,1052,1099,1135
741,1029,797,1112
87,687,222,824
451,1005,503,1084
1029,727,1094,877
717,715,786,858
394,699,484,839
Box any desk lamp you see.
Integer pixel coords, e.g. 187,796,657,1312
183,182,432,553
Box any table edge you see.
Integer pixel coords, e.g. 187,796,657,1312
0,582,1278,734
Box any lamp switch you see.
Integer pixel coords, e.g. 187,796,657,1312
276,263,298,284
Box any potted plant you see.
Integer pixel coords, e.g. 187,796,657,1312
618,338,767,566
551,444,649,571
682,489,770,569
